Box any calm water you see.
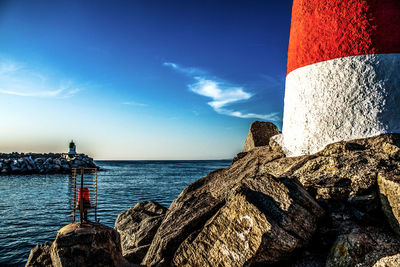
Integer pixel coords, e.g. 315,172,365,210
0,160,231,266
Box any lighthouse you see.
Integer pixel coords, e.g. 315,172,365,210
69,140,77,156
278,0,400,156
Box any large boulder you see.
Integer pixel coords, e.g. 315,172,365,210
50,222,131,267
115,201,167,264
172,175,324,266
142,144,323,266
242,121,280,152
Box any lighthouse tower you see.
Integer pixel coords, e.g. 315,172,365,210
69,140,77,156
279,0,400,156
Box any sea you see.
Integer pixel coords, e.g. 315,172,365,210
0,160,231,266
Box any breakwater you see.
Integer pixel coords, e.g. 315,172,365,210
0,153,98,175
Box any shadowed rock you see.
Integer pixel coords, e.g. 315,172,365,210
378,171,400,235
26,222,137,267
115,201,167,264
326,226,400,267
26,242,52,267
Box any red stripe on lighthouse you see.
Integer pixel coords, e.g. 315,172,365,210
287,0,400,75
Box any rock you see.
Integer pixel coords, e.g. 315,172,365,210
242,121,280,152
124,245,150,265
115,201,167,264
231,152,248,164
49,222,131,267
373,254,400,267
278,135,400,202
142,143,322,266
377,171,400,235
326,226,400,267
172,175,324,266
26,242,52,267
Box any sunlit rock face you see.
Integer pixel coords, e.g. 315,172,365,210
278,0,400,156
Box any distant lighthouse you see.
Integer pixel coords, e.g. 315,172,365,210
279,0,400,156
69,140,77,156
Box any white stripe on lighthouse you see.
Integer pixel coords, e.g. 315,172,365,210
277,53,400,156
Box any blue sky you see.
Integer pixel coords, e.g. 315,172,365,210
0,0,292,160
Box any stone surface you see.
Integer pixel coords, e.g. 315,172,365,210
143,130,400,266
172,175,324,266
373,254,400,267
378,171,400,235
115,201,167,264
26,242,52,267
242,121,280,152
142,143,324,266
326,226,400,267
50,222,130,267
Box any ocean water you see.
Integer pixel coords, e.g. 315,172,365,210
0,160,231,266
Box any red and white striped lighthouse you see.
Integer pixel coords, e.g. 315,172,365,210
279,0,400,156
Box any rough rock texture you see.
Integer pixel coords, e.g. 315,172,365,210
115,201,167,264
378,171,400,235
51,222,131,267
142,143,323,266
242,121,280,152
373,254,400,267
326,226,400,267
172,175,323,266
142,129,400,266
26,242,52,267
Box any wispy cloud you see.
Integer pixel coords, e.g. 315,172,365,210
0,59,82,98
122,101,147,107
163,62,205,76
164,62,279,122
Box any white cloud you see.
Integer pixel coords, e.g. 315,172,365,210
122,101,147,107
0,59,82,98
164,62,280,122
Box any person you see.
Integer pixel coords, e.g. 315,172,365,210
76,187,91,222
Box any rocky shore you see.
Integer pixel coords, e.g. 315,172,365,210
26,121,400,266
0,153,98,175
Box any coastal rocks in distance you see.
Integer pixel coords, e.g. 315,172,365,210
142,143,323,266
115,201,168,264
0,153,98,175
242,121,280,152
27,222,135,267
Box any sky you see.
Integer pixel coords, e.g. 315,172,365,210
0,0,292,160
